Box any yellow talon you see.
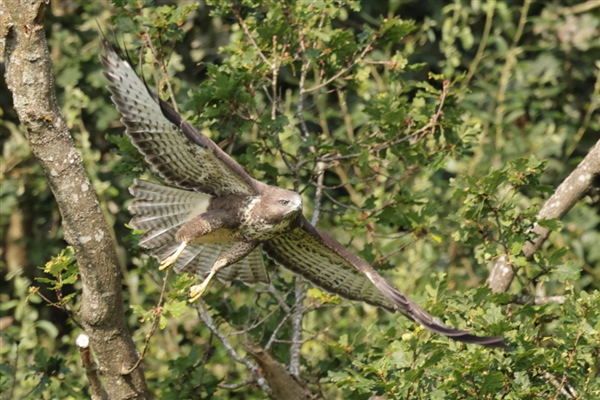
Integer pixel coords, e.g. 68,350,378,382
159,242,187,270
188,283,207,302
188,269,218,302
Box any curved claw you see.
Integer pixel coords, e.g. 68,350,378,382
188,269,219,302
188,282,209,302
159,242,187,270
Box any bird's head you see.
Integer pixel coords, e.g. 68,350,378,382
274,189,303,218
257,187,303,225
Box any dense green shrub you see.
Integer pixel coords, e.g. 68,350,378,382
1,0,598,398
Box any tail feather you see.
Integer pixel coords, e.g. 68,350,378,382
174,242,222,275
130,180,207,204
132,213,187,231
128,179,269,285
170,241,269,284
218,249,266,283
138,225,179,250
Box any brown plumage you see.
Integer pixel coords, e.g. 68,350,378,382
100,39,508,349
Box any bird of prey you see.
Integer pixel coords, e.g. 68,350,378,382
100,39,507,349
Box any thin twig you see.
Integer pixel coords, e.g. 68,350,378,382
566,67,600,157
193,332,214,393
77,334,109,400
493,0,531,159
227,291,292,336
142,29,179,113
218,376,259,390
557,0,600,15
304,36,377,94
428,79,450,136
195,299,273,395
270,327,329,345
265,311,293,351
232,7,275,69
462,7,494,89
510,295,566,305
121,269,170,375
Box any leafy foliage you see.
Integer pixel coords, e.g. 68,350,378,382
1,0,599,398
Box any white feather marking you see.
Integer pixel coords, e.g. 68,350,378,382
186,197,211,220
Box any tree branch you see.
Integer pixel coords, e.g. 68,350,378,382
245,344,317,400
487,139,600,292
194,300,273,395
76,334,108,400
2,1,148,397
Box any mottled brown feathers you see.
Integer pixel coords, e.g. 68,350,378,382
99,40,259,197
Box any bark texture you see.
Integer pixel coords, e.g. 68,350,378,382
245,344,317,400
1,0,148,397
487,139,600,292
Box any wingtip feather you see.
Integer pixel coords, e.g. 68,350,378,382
372,272,509,349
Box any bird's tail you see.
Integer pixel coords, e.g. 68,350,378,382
128,179,269,284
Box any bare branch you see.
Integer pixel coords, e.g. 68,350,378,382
2,1,148,397
557,0,600,15
304,37,376,94
289,278,306,378
194,300,273,395
286,26,313,379
233,6,275,69
122,270,171,375
510,295,566,305
567,68,600,157
76,334,108,400
265,310,293,351
487,139,600,292
142,29,179,113
218,376,259,390
245,344,318,400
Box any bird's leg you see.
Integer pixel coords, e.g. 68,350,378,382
159,210,230,271
159,242,188,270
188,258,227,302
188,241,259,302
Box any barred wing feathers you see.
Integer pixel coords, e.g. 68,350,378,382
99,40,257,197
129,180,269,285
264,216,508,349
264,223,393,310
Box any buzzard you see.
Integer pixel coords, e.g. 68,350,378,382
100,40,507,349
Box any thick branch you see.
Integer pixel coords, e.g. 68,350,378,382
2,1,148,397
245,344,317,400
488,139,600,292
194,301,273,395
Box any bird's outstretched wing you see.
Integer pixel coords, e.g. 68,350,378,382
102,39,506,349
99,40,258,197
263,216,508,349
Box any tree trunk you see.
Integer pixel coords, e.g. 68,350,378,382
1,0,149,397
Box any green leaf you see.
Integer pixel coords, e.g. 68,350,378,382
537,218,563,231
553,261,582,283
167,300,187,319
159,314,168,330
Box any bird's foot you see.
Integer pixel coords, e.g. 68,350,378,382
159,242,187,270
188,280,210,302
188,269,218,302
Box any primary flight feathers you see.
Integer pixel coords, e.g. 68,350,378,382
100,39,507,349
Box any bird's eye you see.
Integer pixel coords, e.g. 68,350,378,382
279,199,290,206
